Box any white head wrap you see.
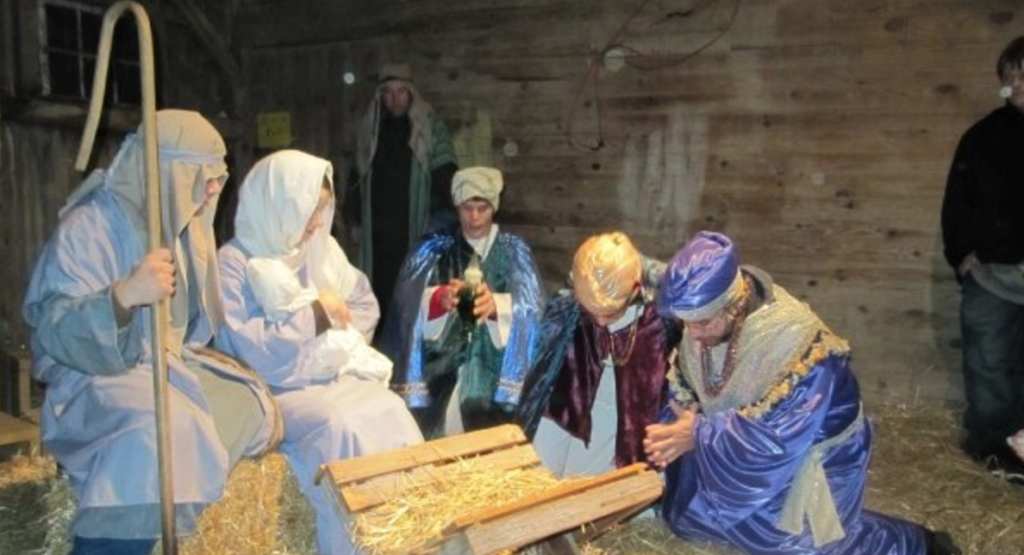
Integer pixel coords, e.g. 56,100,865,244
235,150,358,303
452,166,503,211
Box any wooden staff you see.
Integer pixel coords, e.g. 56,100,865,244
74,3,177,554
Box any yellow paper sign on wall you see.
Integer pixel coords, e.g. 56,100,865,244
257,111,292,149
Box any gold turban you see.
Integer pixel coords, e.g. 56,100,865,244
572,232,642,317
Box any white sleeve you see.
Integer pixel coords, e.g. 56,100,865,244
484,292,512,348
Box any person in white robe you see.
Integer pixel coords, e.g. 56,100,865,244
214,149,424,555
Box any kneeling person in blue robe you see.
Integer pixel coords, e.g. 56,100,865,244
645,231,960,555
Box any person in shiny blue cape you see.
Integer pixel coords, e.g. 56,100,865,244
379,167,544,438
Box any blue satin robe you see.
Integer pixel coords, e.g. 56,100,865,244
380,230,544,436
662,355,927,555
23,188,278,539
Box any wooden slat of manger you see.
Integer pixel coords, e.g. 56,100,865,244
437,470,663,555
316,424,527,487
339,443,541,514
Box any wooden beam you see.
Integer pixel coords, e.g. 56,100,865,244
0,95,140,132
167,0,243,97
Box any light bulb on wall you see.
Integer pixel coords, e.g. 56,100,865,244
603,47,626,73
502,140,519,157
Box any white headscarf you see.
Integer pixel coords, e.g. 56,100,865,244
235,149,358,302
63,110,229,354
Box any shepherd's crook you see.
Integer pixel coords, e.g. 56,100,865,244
73,2,177,554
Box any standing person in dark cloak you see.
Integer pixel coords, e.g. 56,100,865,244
349,63,458,339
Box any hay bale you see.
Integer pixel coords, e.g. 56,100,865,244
177,453,316,555
0,450,56,555
0,452,315,555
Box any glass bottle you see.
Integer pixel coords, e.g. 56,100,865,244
457,253,483,340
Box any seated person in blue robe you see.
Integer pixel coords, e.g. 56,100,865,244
22,110,281,555
517,232,678,477
380,167,544,438
645,231,961,555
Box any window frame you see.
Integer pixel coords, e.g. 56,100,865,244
39,0,141,105
0,0,140,132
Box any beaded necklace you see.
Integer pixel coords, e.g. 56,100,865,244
700,314,745,397
699,279,752,398
582,296,643,368
607,305,642,367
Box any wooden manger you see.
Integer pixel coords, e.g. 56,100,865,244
315,424,663,555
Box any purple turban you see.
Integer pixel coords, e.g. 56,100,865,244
656,231,743,321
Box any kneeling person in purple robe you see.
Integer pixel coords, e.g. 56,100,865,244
518,232,677,477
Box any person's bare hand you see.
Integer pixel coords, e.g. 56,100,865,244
113,248,175,309
643,403,698,468
318,289,350,328
958,253,980,279
473,283,496,322
1008,429,1024,463
442,279,463,312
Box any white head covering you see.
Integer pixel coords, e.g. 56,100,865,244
235,149,358,301
452,166,503,211
91,110,228,353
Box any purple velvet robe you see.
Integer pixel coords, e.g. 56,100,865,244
544,303,670,467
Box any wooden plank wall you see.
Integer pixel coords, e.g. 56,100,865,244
1,0,1018,405
236,0,1023,404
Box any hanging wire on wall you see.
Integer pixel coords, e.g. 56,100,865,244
566,0,742,152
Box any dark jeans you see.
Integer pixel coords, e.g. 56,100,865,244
69,536,157,555
960,275,1024,458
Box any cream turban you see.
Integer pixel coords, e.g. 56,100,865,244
452,166,503,211
572,232,642,317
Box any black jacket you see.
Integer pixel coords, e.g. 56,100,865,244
942,103,1024,271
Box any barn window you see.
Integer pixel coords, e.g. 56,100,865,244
39,0,140,105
